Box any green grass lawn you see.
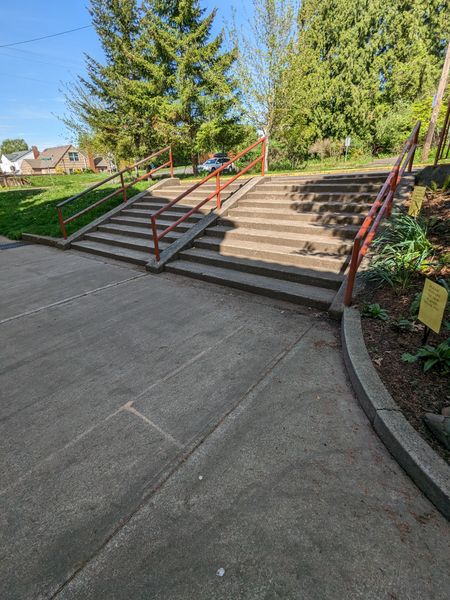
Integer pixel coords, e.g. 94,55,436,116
0,172,153,240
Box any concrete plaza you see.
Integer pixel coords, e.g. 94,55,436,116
0,244,448,600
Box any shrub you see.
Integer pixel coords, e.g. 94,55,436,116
308,138,342,160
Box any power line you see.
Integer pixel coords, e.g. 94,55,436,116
0,25,92,49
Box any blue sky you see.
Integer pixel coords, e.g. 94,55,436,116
0,0,252,150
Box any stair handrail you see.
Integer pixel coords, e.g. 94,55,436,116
343,121,421,306
433,98,450,167
150,137,267,261
56,145,173,239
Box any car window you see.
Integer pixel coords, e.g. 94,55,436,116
219,158,229,163
205,159,215,164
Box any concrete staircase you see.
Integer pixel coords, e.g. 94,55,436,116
71,179,246,265
165,172,391,309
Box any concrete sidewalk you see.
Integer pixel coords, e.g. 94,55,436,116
0,244,448,600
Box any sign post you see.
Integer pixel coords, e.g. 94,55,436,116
418,279,448,343
344,137,351,161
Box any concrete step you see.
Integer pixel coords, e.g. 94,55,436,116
110,215,195,231
227,207,365,225
165,260,336,309
259,182,381,193
177,248,343,290
194,236,348,272
245,191,373,203
71,240,154,265
269,173,389,184
218,216,358,238
83,230,179,253
98,222,191,240
237,199,371,213
122,208,204,221
133,200,213,214
206,226,353,254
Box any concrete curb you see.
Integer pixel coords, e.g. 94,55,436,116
341,307,450,520
21,233,61,247
146,176,266,273
56,177,179,250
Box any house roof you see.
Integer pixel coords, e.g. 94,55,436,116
4,150,31,162
22,159,48,169
94,156,110,167
38,145,72,167
22,145,83,170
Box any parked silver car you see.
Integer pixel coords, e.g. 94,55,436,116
198,156,235,174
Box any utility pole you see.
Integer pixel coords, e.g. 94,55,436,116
422,40,450,161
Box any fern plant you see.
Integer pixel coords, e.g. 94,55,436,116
362,214,434,291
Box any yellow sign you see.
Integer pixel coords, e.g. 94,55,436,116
408,186,426,217
418,279,448,333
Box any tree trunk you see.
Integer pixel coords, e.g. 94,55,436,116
191,153,198,176
422,41,450,161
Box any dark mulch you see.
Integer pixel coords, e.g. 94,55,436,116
356,190,450,463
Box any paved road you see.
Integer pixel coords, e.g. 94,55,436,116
0,244,449,600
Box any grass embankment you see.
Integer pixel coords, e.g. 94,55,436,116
0,172,153,240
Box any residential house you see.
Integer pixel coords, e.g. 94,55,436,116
0,147,37,174
21,145,88,175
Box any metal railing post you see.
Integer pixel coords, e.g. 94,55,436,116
261,138,266,176
216,172,221,209
408,122,420,172
169,146,174,178
57,206,67,239
120,172,127,203
387,166,399,218
151,216,160,262
344,238,361,307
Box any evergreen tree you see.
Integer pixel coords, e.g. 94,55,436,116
140,0,240,172
282,0,450,159
64,0,239,169
64,0,172,161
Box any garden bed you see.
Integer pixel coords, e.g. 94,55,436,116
356,187,449,463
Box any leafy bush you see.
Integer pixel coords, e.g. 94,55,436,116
373,103,414,154
308,138,342,160
362,214,434,291
402,338,450,375
362,303,389,320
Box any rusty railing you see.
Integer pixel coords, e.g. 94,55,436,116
434,98,450,167
56,146,173,239
343,121,421,306
150,137,266,261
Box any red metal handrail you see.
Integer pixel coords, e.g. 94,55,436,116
150,137,266,261
434,98,450,167
56,145,173,239
343,121,421,306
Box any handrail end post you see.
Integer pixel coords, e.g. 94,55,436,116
151,216,160,262
344,239,361,307
57,207,67,239
169,147,174,178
